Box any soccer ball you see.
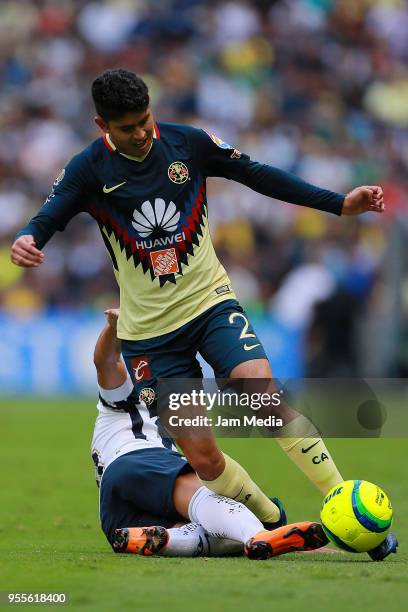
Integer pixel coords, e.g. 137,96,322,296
320,480,393,552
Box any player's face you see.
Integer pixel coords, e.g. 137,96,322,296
99,109,155,157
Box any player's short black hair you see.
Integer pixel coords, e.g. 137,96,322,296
91,69,150,122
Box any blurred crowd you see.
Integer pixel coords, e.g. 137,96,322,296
1,0,408,375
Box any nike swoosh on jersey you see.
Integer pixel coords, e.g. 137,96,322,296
244,343,261,351
103,181,127,193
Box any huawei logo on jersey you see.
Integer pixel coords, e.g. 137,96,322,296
131,355,152,382
132,199,180,237
90,178,206,287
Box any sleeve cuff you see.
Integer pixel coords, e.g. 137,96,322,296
333,193,345,216
99,377,134,403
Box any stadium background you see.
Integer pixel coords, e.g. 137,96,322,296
1,0,408,392
0,2,407,610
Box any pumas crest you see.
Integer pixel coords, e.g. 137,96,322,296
168,161,189,184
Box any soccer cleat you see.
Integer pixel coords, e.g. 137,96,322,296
262,497,287,530
245,521,329,560
112,526,169,556
368,531,398,561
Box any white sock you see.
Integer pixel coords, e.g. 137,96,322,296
188,486,263,544
161,522,242,557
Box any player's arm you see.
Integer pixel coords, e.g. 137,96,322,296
10,154,92,268
94,309,128,391
189,128,384,216
236,163,384,216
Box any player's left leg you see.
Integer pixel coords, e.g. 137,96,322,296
230,359,344,495
198,298,344,496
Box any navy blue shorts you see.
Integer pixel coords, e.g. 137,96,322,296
121,299,267,406
100,448,193,545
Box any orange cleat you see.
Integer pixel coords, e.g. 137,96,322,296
245,521,329,560
113,526,169,556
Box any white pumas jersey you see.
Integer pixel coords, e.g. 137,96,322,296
91,377,176,485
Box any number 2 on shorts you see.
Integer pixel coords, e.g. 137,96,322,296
228,312,261,351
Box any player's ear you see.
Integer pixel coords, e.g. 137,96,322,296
95,116,108,133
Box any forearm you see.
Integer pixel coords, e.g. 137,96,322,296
94,324,122,367
94,324,127,389
237,161,344,215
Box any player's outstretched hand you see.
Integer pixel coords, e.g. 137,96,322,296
10,235,44,267
104,308,120,330
342,186,385,216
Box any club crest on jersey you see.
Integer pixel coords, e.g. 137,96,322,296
139,387,156,406
168,161,189,184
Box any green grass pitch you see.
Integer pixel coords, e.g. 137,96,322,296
0,398,406,611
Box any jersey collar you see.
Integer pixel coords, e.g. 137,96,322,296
103,125,160,162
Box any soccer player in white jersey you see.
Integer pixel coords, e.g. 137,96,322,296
93,308,328,559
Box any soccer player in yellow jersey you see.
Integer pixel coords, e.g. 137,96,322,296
12,69,386,531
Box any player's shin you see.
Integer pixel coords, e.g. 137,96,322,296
162,523,242,557
188,486,264,544
275,420,343,494
200,453,281,524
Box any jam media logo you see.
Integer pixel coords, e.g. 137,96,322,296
168,161,189,184
131,355,152,382
139,387,156,406
132,199,180,237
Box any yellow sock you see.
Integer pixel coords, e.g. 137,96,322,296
200,453,280,523
276,436,343,494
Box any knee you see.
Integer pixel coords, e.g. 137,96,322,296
189,451,225,481
230,358,272,378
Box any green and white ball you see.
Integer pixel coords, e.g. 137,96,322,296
320,480,393,552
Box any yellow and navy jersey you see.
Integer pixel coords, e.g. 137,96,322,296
17,122,344,340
